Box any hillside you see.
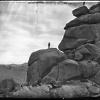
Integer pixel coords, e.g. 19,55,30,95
0,63,28,84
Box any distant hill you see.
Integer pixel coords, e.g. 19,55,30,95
0,63,28,84
0,63,28,70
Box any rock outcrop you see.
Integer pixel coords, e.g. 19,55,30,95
41,59,81,84
64,13,100,29
58,3,100,87
27,3,100,86
59,3,100,62
0,79,18,95
72,6,89,17
41,60,100,85
25,3,100,98
27,48,66,85
89,3,100,14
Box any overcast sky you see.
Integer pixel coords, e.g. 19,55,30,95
0,1,98,64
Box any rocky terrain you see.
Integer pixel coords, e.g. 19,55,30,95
0,63,28,84
1,3,100,98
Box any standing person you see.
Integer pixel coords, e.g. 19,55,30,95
83,2,85,6
48,42,50,49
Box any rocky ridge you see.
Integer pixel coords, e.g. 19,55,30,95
27,3,100,87
25,3,100,98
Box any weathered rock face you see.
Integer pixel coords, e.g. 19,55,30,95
74,45,92,61
57,3,100,86
79,60,100,78
73,43,100,61
27,48,66,85
59,24,100,52
41,59,81,84
89,3,100,14
92,71,100,85
59,3,100,62
41,60,100,84
72,6,89,17
26,3,100,92
84,43,100,60
79,13,100,24
64,13,100,29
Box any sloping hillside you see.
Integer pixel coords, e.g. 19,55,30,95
0,63,28,84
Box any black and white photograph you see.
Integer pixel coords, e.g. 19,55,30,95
0,0,100,98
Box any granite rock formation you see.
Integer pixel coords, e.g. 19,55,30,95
27,48,66,85
58,3,100,85
72,6,89,17
25,3,100,98
27,3,100,86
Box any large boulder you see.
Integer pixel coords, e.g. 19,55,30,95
79,13,100,24
59,38,89,51
41,59,100,85
72,6,89,17
59,24,100,52
0,79,17,94
41,59,81,84
64,18,83,29
89,3,100,14
28,48,64,66
27,48,66,85
64,13,100,29
65,24,98,40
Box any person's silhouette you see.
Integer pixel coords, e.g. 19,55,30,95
48,42,50,49
83,2,85,6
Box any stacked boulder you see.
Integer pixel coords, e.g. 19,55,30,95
58,4,100,84
27,3,100,88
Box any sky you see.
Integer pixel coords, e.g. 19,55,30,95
0,1,98,64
